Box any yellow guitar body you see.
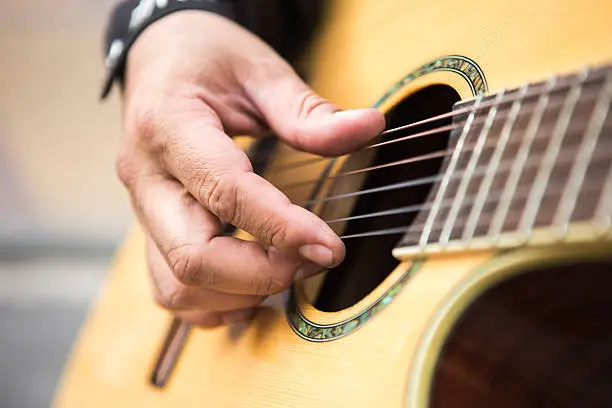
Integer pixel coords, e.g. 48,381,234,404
55,1,612,407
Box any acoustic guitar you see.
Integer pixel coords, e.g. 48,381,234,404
55,0,612,407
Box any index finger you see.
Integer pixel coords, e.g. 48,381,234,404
157,111,345,268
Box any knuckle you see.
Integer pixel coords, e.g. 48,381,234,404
132,105,159,142
167,243,205,286
125,102,170,155
254,274,291,296
297,92,329,120
288,92,331,150
264,219,289,248
199,173,241,224
154,285,191,311
115,151,137,187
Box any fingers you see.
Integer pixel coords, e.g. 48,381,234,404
118,11,382,328
146,228,263,329
146,237,264,312
238,58,386,156
152,114,346,268
132,174,324,295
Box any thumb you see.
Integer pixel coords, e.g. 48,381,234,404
243,62,385,157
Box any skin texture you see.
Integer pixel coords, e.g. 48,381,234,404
119,10,385,327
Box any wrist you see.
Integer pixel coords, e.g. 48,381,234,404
102,0,239,99
125,11,240,100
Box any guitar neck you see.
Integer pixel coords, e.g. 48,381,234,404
396,65,612,257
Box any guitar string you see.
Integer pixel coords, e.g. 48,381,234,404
338,178,604,240
277,118,609,193
321,150,593,224
272,77,605,168
309,147,610,227
270,123,459,172
277,149,449,191
311,173,442,208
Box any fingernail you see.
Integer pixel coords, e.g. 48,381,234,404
221,308,256,325
294,262,324,281
299,244,335,267
333,109,368,120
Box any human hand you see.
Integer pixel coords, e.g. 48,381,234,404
117,11,385,327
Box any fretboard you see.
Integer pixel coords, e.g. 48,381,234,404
396,65,612,255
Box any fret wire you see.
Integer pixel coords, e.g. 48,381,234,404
518,71,587,239
409,184,575,235
488,77,558,240
463,84,529,242
593,163,612,232
440,91,506,247
408,179,604,242
553,72,612,235
418,96,483,250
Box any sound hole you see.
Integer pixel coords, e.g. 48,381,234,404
430,258,612,408
314,85,460,312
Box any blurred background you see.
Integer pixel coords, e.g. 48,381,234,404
0,0,130,406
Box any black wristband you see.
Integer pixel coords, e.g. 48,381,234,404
102,0,238,99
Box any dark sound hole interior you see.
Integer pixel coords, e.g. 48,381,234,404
314,85,461,312
431,258,612,408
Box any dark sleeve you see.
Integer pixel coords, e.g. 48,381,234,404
102,0,324,99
